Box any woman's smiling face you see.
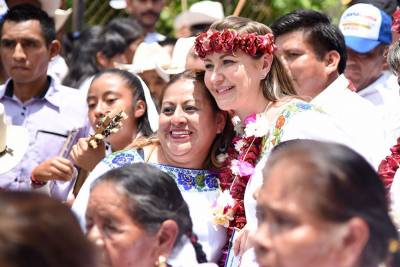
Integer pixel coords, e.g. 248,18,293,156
158,77,225,168
203,51,271,118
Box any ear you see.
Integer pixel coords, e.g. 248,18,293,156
260,53,273,80
215,111,227,134
324,50,340,76
154,219,179,259
337,217,369,267
48,40,61,58
96,52,110,69
133,99,146,119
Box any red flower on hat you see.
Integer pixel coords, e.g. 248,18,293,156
392,9,400,33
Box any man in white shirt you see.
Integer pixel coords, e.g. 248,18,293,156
271,9,388,169
339,3,400,145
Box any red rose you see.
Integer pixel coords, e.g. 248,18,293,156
244,33,257,56
221,29,237,53
209,31,223,53
392,10,400,33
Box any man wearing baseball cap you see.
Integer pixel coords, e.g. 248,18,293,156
342,0,397,16
339,3,400,147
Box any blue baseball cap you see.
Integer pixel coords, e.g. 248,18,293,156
339,3,392,53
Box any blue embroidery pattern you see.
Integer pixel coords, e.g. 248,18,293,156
177,172,195,190
158,164,219,192
205,174,219,189
102,149,219,193
103,150,141,168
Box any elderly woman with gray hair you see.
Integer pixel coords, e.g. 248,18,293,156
86,163,216,267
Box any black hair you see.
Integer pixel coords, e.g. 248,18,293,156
62,26,103,88
158,36,177,47
93,163,207,263
91,68,153,137
0,191,95,267
105,17,144,45
97,27,128,59
0,4,55,46
271,9,347,74
265,140,400,267
190,23,212,36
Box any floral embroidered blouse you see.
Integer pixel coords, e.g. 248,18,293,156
245,100,352,229
72,148,226,263
240,100,354,267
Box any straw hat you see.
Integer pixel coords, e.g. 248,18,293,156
174,1,224,30
39,0,61,16
156,37,196,82
120,42,172,74
54,8,71,31
0,103,29,175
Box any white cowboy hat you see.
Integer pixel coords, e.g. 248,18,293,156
174,1,224,30
54,8,72,32
126,42,172,74
0,103,29,175
0,0,7,18
39,0,61,17
156,37,196,82
109,0,127,9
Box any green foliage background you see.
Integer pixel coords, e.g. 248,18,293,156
67,0,345,35
159,0,344,36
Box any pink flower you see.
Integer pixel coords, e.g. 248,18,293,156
244,113,256,125
231,159,255,177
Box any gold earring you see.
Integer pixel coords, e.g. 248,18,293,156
155,255,167,267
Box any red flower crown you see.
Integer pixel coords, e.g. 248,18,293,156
194,29,277,58
392,10,400,33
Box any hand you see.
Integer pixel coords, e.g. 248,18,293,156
70,137,105,171
233,225,252,257
32,157,74,182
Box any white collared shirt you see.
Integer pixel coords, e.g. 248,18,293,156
358,71,400,147
312,74,388,168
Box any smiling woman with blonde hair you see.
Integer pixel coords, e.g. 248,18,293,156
195,15,352,265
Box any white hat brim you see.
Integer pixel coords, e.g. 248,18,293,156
55,8,72,32
110,0,127,9
0,126,29,175
39,0,61,17
174,11,220,30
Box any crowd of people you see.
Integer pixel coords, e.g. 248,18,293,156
0,0,400,267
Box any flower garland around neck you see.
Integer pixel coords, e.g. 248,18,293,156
194,28,277,58
212,111,269,229
378,137,400,193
